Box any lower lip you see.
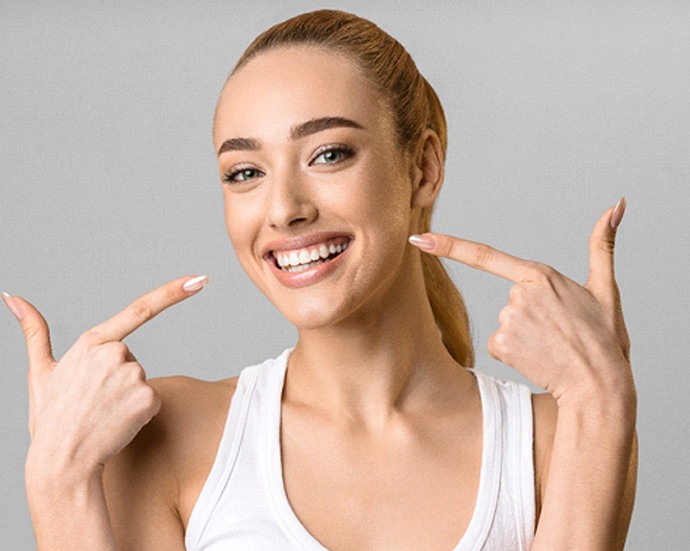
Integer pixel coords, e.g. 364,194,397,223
267,244,351,289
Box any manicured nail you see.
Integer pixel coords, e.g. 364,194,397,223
610,197,627,229
182,275,208,292
2,292,23,320
408,234,436,251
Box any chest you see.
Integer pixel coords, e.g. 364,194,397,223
280,406,483,551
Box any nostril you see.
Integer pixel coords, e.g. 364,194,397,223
288,209,318,227
287,215,312,227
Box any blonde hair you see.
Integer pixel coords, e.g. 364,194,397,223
231,10,474,367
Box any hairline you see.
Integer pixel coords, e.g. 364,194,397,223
213,43,405,151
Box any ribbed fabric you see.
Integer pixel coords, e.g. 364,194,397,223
185,349,535,550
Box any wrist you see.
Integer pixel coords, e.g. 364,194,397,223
554,356,636,412
555,382,637,444
25,444,104,500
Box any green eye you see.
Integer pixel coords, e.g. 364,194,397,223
224,167,262,184
236,168,260,181
312,146,353,165
319,150,344,163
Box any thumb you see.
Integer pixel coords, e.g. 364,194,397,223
2,293,56,370
585,197,626,304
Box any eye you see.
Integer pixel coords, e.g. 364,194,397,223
310,145,354,166
222,166,264,184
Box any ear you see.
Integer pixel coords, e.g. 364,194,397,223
410,129,445,208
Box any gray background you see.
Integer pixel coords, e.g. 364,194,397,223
1,0,688,548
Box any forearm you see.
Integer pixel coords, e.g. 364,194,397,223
26,451,116,551
532,388,637,550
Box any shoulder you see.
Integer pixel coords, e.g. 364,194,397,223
531,391,558,522
146,375,240,520
103,374,239,547
130,374,239,470
147,374,239,446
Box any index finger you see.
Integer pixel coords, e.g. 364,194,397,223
409,233,532,282
89,275,208,342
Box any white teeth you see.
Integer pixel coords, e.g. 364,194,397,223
286,259,325,273
274,239,351,272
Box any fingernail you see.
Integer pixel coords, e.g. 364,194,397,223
610,197,627,229
2,292,23,320
408,234,436,251
182,275,208,292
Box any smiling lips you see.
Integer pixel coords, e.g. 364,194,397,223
271,236,351,273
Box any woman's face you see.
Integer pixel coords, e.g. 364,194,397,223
214,46,420,329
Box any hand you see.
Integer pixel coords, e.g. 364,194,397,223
409,201,632,403
2,275,208,475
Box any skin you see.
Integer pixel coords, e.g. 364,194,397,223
5,45,637,550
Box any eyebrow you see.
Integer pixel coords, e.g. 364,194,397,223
217,116,365,156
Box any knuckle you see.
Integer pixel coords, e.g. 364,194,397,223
527,263,556,284
437,236,454,258
105,341,130,361
163,284,180,305
80,329,104,346
130,299,154,324
498,305,514,326
142,384,159,407
131,362,147,382
498,306,508,325
21,322,43,343
597,235,616,254
508,284,525,303
122,361,146,384
487,332,505,359
470,244,496,270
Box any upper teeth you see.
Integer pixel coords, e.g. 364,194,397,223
275,240,349,268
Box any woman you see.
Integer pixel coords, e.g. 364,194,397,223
3,9,637,550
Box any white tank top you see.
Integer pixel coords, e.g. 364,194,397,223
185,349,535,550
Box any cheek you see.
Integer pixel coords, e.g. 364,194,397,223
363,169,412,236
223,193,262,271
346,156,411,219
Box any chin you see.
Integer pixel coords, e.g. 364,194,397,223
272,292,356,331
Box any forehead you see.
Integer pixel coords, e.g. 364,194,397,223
214,46,392,146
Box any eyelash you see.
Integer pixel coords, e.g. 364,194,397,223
222,144,355,185
310,144,354,166
222,165,262,184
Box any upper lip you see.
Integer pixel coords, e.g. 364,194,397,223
261,231,354,259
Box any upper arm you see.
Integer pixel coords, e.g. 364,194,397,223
102,374,238,549
532,392,558,522
102,377,187,551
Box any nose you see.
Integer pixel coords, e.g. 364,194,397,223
266,170,318,230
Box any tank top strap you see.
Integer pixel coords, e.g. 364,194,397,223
460,370,535,550
184,349,292,549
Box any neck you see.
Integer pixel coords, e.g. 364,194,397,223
285,257,473,428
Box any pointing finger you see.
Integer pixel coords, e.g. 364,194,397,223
409,233,534,283
2,293,56,370
585,198,625,303
89,275,208,343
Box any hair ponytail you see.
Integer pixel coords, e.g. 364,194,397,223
418,79,474,367
419,226,474,367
